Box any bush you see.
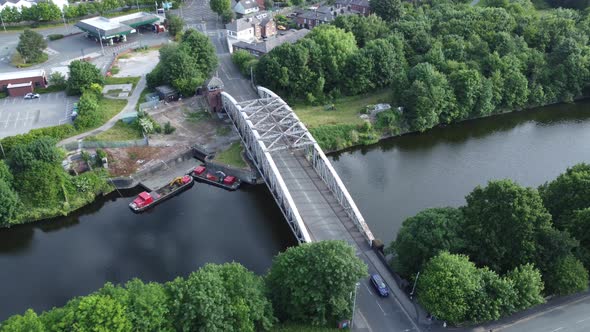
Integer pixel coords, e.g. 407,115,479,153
544,255,589,295
47,34,64,41
163,121,176,134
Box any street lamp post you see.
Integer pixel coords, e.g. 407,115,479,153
61,10,67,32
410,271,420,299
96,28,105,55
0,141,5,159
350,282,360,329
0,10,6,33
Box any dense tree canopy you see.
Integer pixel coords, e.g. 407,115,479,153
67,61,104,96
16,29,46,64
388,207,465,278
147,29,217,96
461,180,553,273
266,240,367,326
166,13,185,38
210,0,231,15
539,163,590,228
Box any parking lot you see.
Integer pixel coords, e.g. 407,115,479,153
0,92,78,138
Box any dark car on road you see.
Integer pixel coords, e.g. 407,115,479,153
370,274,389,297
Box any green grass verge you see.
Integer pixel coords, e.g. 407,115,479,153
36,84,66,94
185,109,210,123
97,98,129,125
293,89,392,128
89,120,142,141
0,22,65,32
213,142,247,168
11,52,48,68
104,76,141,89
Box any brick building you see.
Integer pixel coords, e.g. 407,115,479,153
0,69,47,97
335,0,371,16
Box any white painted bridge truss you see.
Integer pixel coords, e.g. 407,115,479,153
222,87,375,245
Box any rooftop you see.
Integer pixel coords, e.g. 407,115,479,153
234,29,310,54
75,12,160,38
0,69,45,81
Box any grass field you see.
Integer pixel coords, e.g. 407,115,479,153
293,89,392,128
104,76,141,89
213,142,247,168
90,120,142,141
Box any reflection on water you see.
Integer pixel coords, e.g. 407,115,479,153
330,101,590,244
0,183,296,320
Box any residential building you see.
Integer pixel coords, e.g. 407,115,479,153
294,6,336,29
233,0,259,16
226,11,277,52
233,28,310,57
0,0,34,11
335,0,371,16
0,69,47,97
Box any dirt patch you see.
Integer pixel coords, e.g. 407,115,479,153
113,50,160,77
105,146,181,177
147,96,239,151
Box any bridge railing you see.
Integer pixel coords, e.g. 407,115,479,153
222,91,312,243
255,87,375,246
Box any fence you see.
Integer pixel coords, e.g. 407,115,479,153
63,136,148,151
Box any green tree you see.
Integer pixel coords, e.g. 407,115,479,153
166,13,184,38
71,294,131,331
7,136,60,172
506,264,545,311
210,0,231,15
180,29,218,75
539,163,590,229
67,60,104,96
388,207,465,278
544,255,589,295
232,49,257,76
0,7,22,23
306,25,358,91
402,63,455,131
167,262,274,332
33,1,62,21
462,180,554,273
15,161,64,206
0,160,13,183
333,15,389,48
0,309,44,332
221,9,234,24
49,71,66,87
370,0,404,21
467,268,516,323
417,252,480,325
0,180,20,226
448,69,484,121
568,208,590,268
266,240,367,326
16,29,47,64
74,91,101,129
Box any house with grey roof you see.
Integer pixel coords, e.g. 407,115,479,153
233,0,259,16
233,28,310,57
335,0,371,16
225,11,277,52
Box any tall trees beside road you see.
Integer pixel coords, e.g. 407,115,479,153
147,29,218,96
210,0,231,16
0,241,366,330
389,165,590,325
370,0,404,22
266,240,367,326
16,29,46,64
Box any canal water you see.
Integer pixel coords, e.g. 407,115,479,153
1,101,590,320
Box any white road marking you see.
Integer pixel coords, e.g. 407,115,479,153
363,282,374,295
375,300,386,315
14,111,20,128
550,327,564,332
577,318,590,324
4,112,11,128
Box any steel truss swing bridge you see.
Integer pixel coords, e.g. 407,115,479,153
222,87,375,245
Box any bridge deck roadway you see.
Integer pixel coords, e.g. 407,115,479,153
271,149,421,331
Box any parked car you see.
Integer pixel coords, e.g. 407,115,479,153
24,93,40,99
370,274,389,297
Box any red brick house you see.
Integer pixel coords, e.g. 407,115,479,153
335,0,371,16
0,69,47,97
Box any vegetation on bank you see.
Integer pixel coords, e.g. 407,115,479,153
388,163,590,325
254,0,590,148
213,142,247,168
0,137,112,227
0,241,366,331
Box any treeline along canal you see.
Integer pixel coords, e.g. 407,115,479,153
1,101,590,319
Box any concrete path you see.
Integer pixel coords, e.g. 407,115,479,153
58,76,146,146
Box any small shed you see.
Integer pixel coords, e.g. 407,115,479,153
155,85,179,101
